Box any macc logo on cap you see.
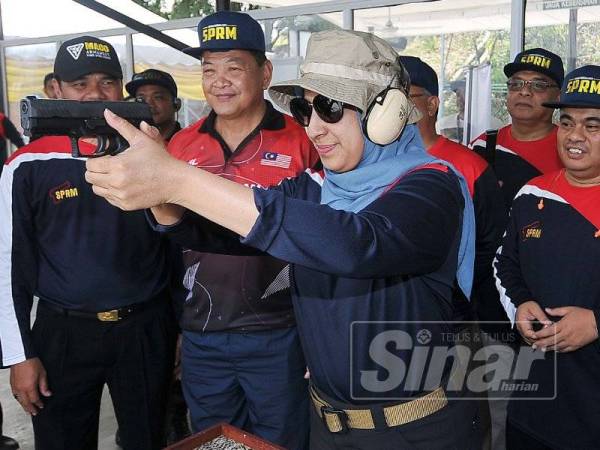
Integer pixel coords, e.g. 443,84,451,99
67,43,85,60
202,24,237,43
565,77,600,95
519,53,552,69
66,41,113,61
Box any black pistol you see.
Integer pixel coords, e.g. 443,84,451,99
20,96,153,157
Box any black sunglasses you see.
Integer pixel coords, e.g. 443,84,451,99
289,95,351,127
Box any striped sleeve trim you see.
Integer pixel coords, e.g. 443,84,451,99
492,243,517,327
469,138,486,150
0,151,75,366
513,184,568,205
496,144,517,157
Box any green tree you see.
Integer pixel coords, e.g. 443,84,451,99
132,0,169,19
170,0,213,19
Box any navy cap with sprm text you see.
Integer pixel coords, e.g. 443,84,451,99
543,65,600,110
183,11,266,57
504,48,564,86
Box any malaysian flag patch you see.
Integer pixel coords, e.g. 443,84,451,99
260,152,292,169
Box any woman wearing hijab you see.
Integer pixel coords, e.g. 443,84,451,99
86,29,482,449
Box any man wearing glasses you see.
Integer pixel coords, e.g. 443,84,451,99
471,48,564,212
494,64,600,449
160,11,318,450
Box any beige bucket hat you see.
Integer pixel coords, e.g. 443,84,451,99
268,29,420,124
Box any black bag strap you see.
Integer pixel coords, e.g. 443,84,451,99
477,129,498,167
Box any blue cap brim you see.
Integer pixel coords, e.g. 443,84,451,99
504,62,563,85
183,46,204,57
543,100,600,109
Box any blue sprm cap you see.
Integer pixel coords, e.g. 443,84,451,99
398,55,439,97
183,11,266,57
544,65,600,109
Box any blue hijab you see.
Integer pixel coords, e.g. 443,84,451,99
320,124,476,299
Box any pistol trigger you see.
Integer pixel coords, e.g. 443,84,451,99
70,136,81,158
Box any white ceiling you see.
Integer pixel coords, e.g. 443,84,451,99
2,0,599,53
1,0,166,39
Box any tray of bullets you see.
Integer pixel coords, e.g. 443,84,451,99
164,423,286,450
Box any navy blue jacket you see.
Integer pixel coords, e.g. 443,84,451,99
494,170,600,448
0,137,171,366
160,166,467,403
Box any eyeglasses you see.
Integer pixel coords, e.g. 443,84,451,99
289,95,350,127
506,79,559,92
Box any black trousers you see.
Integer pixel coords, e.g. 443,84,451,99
31,297,176,450
506,421,554,450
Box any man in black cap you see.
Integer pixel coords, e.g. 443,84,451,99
126,69,182,141
0,36,177,450
471,48,565,213
495,65,600,449
401,55,507,450
156,11,318,450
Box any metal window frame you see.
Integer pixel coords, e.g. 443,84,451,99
0,0,527,113
510,0,526,59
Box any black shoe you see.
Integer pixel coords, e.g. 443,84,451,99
0,435,19,450
115,428,122,448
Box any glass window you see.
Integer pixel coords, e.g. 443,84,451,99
525,0,600,73
103,35,128,84
262,13,342,86
354,1,512,144
5,42,57,134
132,30,206,127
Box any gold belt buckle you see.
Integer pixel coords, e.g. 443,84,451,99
97,309,120,322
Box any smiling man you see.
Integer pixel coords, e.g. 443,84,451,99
471,48,564,212
160,11,318,450
494,65,600,450
0,36,177,450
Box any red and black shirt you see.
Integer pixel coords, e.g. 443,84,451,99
166,101,319,333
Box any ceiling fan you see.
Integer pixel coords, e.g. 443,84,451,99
384,7,399,32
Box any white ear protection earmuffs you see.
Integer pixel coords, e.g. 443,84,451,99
362,64,412,146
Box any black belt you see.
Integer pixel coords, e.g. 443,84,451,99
39,294,163,322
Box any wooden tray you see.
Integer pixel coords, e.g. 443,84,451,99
164,422,286,450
